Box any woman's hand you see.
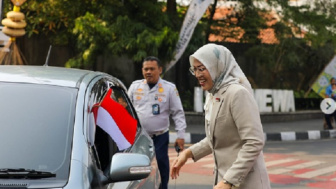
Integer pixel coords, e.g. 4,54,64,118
213,180,232,189
170,148,193,179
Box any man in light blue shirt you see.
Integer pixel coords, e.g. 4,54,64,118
128,56,187,189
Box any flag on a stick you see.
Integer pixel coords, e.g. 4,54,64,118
92,88,137,150
164,0,213,73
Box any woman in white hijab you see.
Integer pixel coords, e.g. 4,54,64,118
170,44,270,189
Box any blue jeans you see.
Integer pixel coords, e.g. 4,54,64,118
152,131,169,189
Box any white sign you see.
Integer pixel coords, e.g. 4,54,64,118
254,89,295,113
194,86,203,112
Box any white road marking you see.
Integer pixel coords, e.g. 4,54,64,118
268,161,325,174
266,158,298,167
296,165,336,178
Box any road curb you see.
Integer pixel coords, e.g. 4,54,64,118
265,129,336,141
169,130,336,144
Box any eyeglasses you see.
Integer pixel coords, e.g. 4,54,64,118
332,83,336,85
189,66,207,76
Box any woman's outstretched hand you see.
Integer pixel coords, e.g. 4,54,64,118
170,148,193,179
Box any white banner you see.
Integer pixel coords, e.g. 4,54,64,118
165,0,213,72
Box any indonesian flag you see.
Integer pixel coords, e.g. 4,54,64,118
92,88,137,150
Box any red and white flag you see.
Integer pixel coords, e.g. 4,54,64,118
92,88,137,150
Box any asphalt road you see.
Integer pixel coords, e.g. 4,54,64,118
168,139,336,189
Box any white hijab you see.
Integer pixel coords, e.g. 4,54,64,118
189,43,252,120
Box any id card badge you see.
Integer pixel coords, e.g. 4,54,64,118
152,104,160,115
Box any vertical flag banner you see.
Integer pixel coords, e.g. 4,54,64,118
311,55,336,98
92,88,137,150
164,0,213,73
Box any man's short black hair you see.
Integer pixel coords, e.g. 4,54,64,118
143,56,162,67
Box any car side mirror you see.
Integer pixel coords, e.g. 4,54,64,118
108,153,152,182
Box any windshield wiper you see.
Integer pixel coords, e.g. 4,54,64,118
0,168,56,179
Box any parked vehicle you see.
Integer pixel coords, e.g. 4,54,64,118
0,65,161,189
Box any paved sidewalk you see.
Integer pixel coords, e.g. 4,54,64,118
169,117,336,143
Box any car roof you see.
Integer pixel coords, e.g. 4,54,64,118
0,65,104,88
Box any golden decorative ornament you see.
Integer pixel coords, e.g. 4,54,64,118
6,11,25,21
0,0,28,65
2,27,25,38
11,0,27,6
2,18,27,29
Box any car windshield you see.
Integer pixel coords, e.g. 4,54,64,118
0,83,77,180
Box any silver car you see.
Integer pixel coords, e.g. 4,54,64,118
0,65,161,189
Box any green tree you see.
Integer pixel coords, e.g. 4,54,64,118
3,0,336,94
205,0,336,92
12,0,179,69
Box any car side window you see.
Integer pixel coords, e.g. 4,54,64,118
87,79,118,174
110,87,131,113
87,79,140,174
108,85,141,131
110,86,138,119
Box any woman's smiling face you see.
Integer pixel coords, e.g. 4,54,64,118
192,59,214,91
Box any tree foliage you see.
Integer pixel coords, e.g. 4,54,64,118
206,0,336,92
7,0,179,68
2,0,336,93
